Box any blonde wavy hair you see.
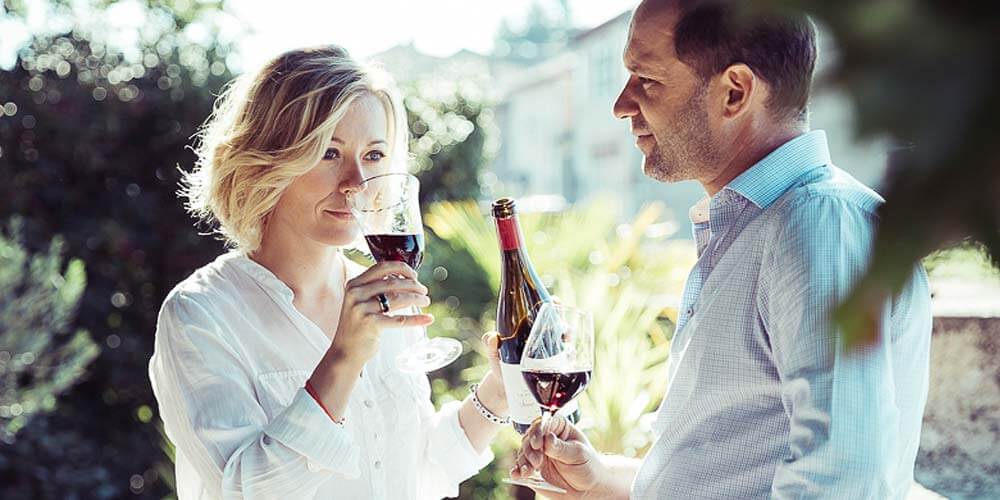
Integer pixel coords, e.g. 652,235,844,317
181,45,408,252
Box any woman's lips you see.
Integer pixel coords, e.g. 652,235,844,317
323,210,354,220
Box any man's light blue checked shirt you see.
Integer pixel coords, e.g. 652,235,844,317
631,131,933,499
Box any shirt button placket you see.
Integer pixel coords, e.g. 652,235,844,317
364,397,386,499
372,459,386,499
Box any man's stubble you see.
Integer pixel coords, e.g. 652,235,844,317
643,85,722,185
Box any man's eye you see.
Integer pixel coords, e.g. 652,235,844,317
323,148,340,160
365,150,385,162
637,76,655,86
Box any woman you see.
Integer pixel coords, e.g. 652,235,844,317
149,45,510,499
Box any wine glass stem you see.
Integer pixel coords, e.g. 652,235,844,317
540,409,554,435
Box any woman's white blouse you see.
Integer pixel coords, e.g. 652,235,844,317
148,251,492,499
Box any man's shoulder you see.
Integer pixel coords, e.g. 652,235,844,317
768,165,884,224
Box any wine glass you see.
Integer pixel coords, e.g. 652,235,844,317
506,302,594,494
347,172,463,373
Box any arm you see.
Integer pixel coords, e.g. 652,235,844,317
760,195,905,499
150,294,361,499
409,334,509,499
456,332,508,453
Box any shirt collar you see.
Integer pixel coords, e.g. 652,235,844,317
228,251,297,301
725,130,832,210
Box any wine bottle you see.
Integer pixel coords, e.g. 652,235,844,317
493,197,548,433
493,198,579,433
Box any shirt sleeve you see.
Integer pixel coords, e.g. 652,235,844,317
758,194,910,499
401,330,494,499
149,293,362,499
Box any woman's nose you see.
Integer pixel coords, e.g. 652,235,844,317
340,160,364,195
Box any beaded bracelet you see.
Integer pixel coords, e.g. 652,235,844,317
469,383,511,425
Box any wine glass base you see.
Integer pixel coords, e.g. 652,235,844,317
395,337,463,373
502,476,568,494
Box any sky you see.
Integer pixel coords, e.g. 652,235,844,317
231,0,637,69
1,0,637,71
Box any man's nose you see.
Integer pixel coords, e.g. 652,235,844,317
613,83,638,120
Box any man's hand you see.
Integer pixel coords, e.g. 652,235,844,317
512,415,606,498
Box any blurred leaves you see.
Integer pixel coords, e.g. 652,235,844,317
743,1,1000,345
493,0,574,63
0,218,98,442
405,77,498,206
0,1,235,496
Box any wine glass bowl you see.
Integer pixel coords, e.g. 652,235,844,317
347,173,462,373
504,302,595,494
521,303,594,417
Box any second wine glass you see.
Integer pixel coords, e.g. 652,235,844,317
506,302,595,494
347,172,462,373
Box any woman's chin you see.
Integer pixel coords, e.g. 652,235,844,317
316,227,360,248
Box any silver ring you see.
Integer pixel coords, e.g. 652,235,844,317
376,293,390,313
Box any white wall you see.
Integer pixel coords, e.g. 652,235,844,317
492,16,890,233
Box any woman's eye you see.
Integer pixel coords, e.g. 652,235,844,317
364,150,385,162
323,148,340,160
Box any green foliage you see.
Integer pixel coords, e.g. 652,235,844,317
422,199,696,497
0,218,98,441
923,242,1000,282
0,1,234,496
493,0,573,63
405,78,497,205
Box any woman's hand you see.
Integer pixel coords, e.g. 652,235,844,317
456,332,510,451
328,261,433,368
475,332,509,417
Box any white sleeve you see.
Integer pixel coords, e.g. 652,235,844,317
149,293,362,499
404,332,494,499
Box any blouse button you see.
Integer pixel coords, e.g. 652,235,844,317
364,399,374,409
374,460,382,469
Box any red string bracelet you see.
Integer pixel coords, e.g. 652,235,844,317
305,379,345,426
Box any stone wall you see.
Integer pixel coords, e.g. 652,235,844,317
916,316,1000,499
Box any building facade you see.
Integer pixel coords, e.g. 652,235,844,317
373,11,888,235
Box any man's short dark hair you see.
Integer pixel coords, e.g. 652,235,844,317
673,0,817,122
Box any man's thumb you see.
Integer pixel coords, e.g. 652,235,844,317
543,432,587,465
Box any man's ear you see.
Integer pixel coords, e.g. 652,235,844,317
718,63,756,119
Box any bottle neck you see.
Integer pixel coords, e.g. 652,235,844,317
495,214,549,301
495,215,523,252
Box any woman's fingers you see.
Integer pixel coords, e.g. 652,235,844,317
372,312,435,328
481,331,500,355
372,291,431,313
349,278,428,306
350,261,418,286
481,331,501,370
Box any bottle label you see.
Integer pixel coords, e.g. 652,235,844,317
500,361,541,425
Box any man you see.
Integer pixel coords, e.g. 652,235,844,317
511,0,932,498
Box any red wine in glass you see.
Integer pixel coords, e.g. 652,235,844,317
364,233,424,269
522,369,592,414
